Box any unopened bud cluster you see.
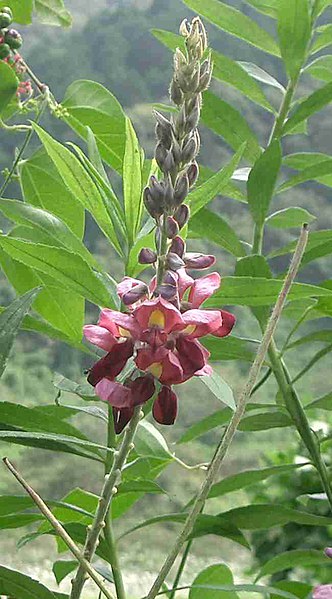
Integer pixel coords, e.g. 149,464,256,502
0,8,32,99
141,17,213,304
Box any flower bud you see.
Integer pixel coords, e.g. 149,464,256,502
122,282,148,306
155,142,168,171
170,236,185,258
166,252,185,271
185,103,200,134
143,187,163,219
174,47,187,71
157,270,178,301
166,216,179,239
153,386,178,425
138,247,157,264
5,29,22,50
184,252,216,270
171,137,182,165
179,18,190,37
163,176,174,209
187,161,199,187
0,10,12,29
174,204,190,229
325,548,332,559
154,110,173,147
0,42,10,59
174,172,189,205
182,134,198,164
170,78,183,106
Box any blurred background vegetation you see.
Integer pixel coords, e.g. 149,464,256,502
0,0,331,595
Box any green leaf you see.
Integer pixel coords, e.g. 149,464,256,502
243,0,278,18
0,0,33,24
204,336,257,363
53,561,77,585
0,288,40,378
305,56,332,82
238,62,285,94
33,124,121,252
123,117,142,246
0,249,84,342
239,410,292,431
135,421,173,461
0,513,42,530
207,464,307,499
0,199,99,270
218,503,332,529
279,158,332,192
34,0,72,27
63,80,126,174
277,0,311,82
269,230,332,267
20,148,84,239
247,141,282,226
183,0,280,56
312,0,332,18
189,208,246,258
205,276,332,307
305,392,332,411
266,207,316,228
122,512,249,548
199,370,235,411
0,565,60,599
256,549,331,581
270,581,312,599
311,24,332,55
189,564,239,599
201,92,261,163
178,408,233,444
189,145,247,216
287,330,332,349
292,344,332,383
283,82,332,135
162,584,299,598
0,431,108,458
0,237,112,307
0,62,18,116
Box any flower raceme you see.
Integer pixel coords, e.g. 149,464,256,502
84,271,235,432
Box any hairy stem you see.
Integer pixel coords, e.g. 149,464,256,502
70,406,142,599
145,225,308,599
104,406,127,599
169,540,193,599
2,458,115,599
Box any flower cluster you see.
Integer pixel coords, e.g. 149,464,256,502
0,8,32,100
84,270,235,433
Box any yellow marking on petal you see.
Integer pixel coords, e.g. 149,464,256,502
148,309,166,329
181,324,196,336
119,326,131,338
147,362,163,379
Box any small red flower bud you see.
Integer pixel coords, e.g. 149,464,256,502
187,161,199,187
174,204,190,229
122,282,148,306
170,235,185,257
166,216,179,239
138,247,157,264
184,253,216,270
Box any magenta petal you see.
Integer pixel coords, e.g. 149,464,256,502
98,309,121,336
153,386,178,425
87,339,134,386
188,272,221,308
159,351,184,385
177,267,194,299
213,310,236,338
108,311,140,338
179,309,222,338
95,379,132,408
129,376,155,406
83,325,117,351
313,585,332,599
117,276,141,298
195,364,213,376
176,337,207,377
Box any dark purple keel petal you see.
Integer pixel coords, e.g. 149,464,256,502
113,407,134,434
87,339,134,386
129,375,156,406
176,336,206,377
153,386,178,425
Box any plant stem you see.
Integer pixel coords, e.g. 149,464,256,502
70,406,142,599
0,97,47,197
2,458,115,599
104,406,127,599
267,343,332,511
268,78,297,143
252,224,264,254
169,540,193,599
145,225,309,599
